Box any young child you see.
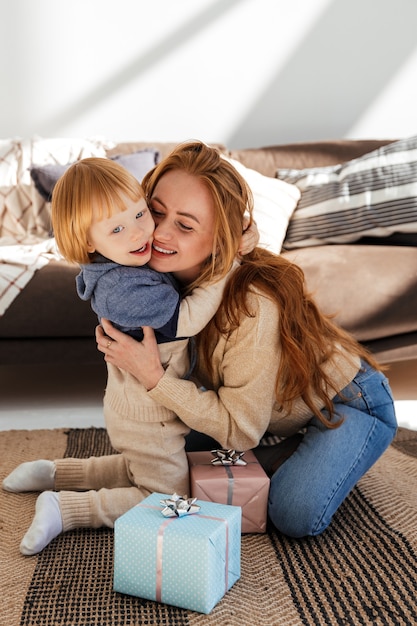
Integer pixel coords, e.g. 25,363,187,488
3,157,245,555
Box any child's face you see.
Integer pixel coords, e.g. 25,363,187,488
87,195,155,266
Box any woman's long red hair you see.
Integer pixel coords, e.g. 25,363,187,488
200,247,383,428
143,141,383,428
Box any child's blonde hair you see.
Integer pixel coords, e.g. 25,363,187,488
51,157,145,264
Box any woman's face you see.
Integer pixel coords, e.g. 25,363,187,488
147,169,216,284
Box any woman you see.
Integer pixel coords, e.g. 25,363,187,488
97,140,397,538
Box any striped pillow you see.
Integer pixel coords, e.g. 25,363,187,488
278,135,417,249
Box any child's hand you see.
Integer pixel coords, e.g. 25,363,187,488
239,218,259,255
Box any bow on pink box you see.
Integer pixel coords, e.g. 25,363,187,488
160,493,201,518
210,449,247,466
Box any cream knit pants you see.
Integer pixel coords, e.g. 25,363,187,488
54,402,190,532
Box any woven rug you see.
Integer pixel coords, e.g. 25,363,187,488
1,427,416,626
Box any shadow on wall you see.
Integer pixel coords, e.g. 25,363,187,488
23,0,242,138
227,0,417,149
4,0,417,147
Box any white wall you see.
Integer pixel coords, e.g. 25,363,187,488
1,0,417,148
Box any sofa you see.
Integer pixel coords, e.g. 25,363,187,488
1,136,417,367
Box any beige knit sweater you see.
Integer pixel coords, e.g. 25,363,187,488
148,288,361,451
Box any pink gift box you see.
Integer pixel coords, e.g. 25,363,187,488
187,450,269,533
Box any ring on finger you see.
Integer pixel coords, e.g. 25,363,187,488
106,340,113,349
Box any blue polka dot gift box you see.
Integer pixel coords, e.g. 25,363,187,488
113,492,242,614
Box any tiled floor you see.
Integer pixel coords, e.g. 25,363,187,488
0,359,416,431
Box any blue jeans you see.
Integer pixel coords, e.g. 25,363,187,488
268,360,397,538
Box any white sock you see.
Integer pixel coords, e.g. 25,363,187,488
2,460,56,493
20,491,63,556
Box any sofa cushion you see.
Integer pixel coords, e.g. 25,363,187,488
278,135,417,249
3,244,415,348
30,148,160,201
282,245,417,342
0,260,98,338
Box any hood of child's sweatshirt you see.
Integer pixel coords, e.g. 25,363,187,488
75,255,119,301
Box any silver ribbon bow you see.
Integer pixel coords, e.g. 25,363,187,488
210,449,247,466
160,493,201,518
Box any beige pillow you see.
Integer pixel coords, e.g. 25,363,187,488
224,156,301,254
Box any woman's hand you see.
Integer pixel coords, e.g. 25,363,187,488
96,319,165,390
239,218,259,255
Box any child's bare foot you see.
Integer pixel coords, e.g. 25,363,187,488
2,460,55,492
20,491,63,556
